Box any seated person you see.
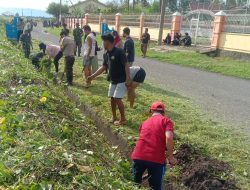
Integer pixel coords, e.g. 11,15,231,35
172,33,181,46
163,33,171,45
181,32,192,46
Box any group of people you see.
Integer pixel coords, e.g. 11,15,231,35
163,32,192,46
18,22,177,190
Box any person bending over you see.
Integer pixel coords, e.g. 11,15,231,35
127,66,146,108
131,101,177,190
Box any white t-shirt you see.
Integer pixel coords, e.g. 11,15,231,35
130,66,141,80
83,33,96,57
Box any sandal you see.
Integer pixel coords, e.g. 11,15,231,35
114,120,127,126
109,117,118,124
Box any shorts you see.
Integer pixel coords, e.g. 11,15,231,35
83,56,94,67
108,82,126,99
133,68,146,83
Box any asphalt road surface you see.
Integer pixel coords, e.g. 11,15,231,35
32,25,250,131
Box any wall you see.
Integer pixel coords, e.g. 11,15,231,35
219,32,250,54
120,25,171,41
89,23,101,33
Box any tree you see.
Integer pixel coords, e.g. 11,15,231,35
47,2,69,20
158,0,167,45
226,0,237,8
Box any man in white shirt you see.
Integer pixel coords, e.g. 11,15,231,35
82,25,96,88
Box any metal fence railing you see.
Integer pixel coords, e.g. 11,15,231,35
223,14,250,34
89,15,99,24
121,15,140,26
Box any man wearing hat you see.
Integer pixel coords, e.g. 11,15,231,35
73,23,83,57
131,101,177,190
87,33,130,126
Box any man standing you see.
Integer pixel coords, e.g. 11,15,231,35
87,33,130,126
19,30,32,58
82,25,96,88
140,28,150,58
123,27,135,66
131,102,177,190
61,23,70,36
60,31,76,86
73,23,83,57
17,18,25,41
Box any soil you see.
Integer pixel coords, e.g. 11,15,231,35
175,144,239,190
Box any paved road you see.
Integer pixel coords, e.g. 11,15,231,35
32,25,250,130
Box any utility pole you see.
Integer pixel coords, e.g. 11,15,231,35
158,0,167,45
59,0,62,24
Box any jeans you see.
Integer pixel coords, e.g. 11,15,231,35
132,159,166,190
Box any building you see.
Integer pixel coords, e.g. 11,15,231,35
69,0,107,15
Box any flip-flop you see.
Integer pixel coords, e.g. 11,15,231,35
114,120,127,126
109,118,118,124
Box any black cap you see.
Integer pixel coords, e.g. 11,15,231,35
101,33,114,43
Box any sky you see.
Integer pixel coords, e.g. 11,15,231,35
0,0,108,10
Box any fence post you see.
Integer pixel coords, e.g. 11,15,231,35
99,13,103,34
139,12,145,40
211,11,226,49
85,13,90,25
73,17,76,28
115,13,121,34
171,12,182,41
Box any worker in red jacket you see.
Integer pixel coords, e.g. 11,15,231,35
131,101,177,190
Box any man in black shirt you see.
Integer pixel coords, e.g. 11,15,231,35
140,28,150,58
123,27,135,66
87,33,130,126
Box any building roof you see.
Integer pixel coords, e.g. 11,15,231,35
70,0,107,8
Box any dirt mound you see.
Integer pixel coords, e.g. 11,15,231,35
175,144,239,190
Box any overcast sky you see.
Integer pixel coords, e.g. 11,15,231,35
0,0,108,10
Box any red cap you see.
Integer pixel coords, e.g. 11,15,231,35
150,101,166,113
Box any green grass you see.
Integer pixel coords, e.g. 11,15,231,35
0,25,139,189
47,26,250,80
44,27,250,189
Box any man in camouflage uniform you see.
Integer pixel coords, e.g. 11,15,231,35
73,23,83,57
19,30,32,58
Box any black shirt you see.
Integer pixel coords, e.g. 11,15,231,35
142,33,150,44
103,47,127,84
124,37,135,62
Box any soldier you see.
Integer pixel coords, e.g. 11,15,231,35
73,23,83,57
19,30,32,58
